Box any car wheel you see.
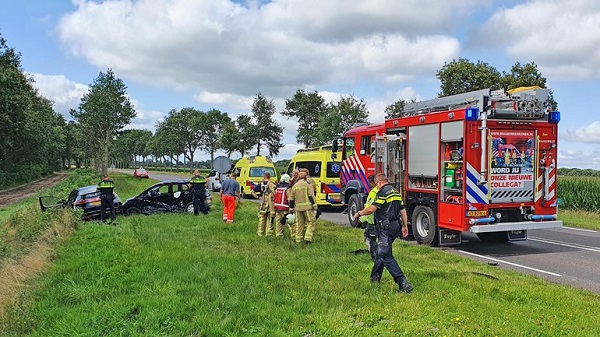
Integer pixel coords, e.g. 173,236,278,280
185,202,195,213
347,194,364,228
240,188,246,199
476,232,509,243
411,205,439,246
126,207,141,215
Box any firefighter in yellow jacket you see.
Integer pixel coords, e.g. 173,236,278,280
252,171,277,236
288,170,317,244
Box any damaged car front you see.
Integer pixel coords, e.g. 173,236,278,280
122,180,211,216
39,185,122,220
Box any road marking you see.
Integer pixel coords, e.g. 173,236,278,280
529,237,600,253
562,226,598,233
457,250,563,277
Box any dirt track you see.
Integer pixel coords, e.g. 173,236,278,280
0,173,68,207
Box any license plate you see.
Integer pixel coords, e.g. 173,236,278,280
327,193,340,200
90,201,101,206
466,210,487,217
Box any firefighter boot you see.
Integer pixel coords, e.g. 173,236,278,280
398,278,414,294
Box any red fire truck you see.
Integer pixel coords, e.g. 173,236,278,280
335,87,562,246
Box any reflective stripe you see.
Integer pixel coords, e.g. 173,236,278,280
98,182,114,188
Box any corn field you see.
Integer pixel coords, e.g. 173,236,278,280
557,175,600,213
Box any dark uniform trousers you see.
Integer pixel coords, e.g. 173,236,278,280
193,189,207,215
100,194,116,223
370,220,406,284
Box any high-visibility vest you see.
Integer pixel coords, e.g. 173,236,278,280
274,187,289,211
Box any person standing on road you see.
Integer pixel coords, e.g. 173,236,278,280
354,173,413,293
288,170,318,244
252,172,277,236
98,174,116,224
358,174,379,261
190,170,208,216
220,172,241,223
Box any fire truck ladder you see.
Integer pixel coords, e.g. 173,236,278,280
403,87,550,118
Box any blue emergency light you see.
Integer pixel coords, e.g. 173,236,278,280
465,107,479,121
548,111,561,124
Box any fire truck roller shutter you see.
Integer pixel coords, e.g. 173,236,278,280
411,205,439,246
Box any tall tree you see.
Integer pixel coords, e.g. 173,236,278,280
153,118,185,167
71,69,136,175
219,119,241,158
502,61,557,109
235,114,257,157
436,58,502,97
316,95,369,146
282,89,326,148
385,98,416,119
436,58,557,109
161,108,203,169
251,92,283,156
0,33,65,186
200,109,231,164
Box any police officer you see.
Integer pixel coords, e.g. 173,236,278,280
98,174,116,224
289,170,317,244
190,170,208,216
252,172,277,236
354,173,413,293
358,174,378,261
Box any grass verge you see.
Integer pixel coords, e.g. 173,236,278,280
0,181,598,336
559,209,600,231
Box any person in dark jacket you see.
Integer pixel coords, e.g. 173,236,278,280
354,174,413,293
190,170,208,215
98,174,116,224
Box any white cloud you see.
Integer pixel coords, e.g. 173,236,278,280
558,148,600,169
475,0,600,80
562,121,600,144
56,0,477,97
28,73,88,117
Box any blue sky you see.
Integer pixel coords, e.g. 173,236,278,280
2,0,600,168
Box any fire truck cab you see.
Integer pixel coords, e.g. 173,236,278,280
337,87,562,246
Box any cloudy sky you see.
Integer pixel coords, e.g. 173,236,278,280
2,0,600,168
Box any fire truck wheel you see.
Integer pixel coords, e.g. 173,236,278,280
411,205,439,246
348,194,364,228
476,232,509,243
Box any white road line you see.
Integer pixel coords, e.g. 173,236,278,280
562,226,598,233
528,237,600,253
457,250,563,277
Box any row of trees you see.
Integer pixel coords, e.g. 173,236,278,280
0,35,69,188
1,30,560,184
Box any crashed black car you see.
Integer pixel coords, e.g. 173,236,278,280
39,185,122,220
121,180,212,215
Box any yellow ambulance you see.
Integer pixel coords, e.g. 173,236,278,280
286,145,343,207
232,155,277,198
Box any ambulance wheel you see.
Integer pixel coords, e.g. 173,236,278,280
411,205,439,246
476,232,509,243
348,194,364,228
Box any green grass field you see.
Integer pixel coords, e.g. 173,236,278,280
1,174,599,336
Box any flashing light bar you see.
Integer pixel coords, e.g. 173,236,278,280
548,111,561,124
465,107,479,121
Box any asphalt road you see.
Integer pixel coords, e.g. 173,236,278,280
120,170,600,293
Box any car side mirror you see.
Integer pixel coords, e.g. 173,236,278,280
332,139,339,153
